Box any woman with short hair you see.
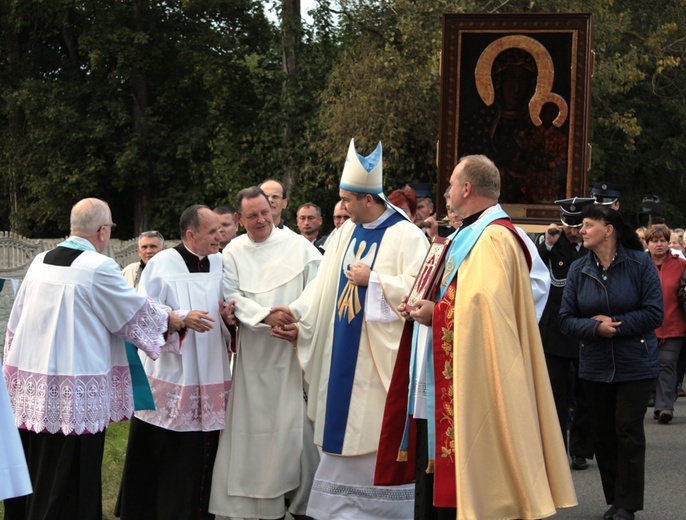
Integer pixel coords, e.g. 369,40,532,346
559,205,663,520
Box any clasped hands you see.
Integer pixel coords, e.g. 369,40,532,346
266,306,299,341
593,314,622,338
398,295,434,326
167,300,236,334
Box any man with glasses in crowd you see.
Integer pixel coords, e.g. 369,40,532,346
260,179,291,230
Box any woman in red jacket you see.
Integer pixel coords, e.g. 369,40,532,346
646,224,686,423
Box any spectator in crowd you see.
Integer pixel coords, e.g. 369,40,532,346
331,200,350,229
670,231,683,252
388,186,418,221
410,183,434,227
214,205,238,249
636,227,648,250
591,182,622,210
122,230,165,288
560,205,662,520
210,187,321,520
296,202,326,252
424,188,462,241
645,224,686,424
117,204,234,520
260,179,290,230
3,198,181,520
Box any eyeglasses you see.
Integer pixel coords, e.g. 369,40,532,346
266,194,283,201
99,223,117,231
333,215,349,220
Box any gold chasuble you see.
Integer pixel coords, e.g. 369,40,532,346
447,224,576,519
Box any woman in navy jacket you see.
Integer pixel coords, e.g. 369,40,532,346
559,205,663,520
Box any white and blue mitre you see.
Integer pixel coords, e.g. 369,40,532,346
339,138,411,222
339,138,383,194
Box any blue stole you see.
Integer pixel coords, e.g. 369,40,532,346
58,238,155,411
398,205,509,456
438,204,508,298
323,211,404,454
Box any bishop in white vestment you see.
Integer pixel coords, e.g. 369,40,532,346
282,140,429,519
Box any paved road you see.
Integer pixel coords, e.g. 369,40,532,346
253,396,686,520
555,396,686,519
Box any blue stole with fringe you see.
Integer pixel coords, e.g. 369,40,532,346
323,211,404,454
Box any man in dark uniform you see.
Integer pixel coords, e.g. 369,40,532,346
591,182,623,210
539,197,596,470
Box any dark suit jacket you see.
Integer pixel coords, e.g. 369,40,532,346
538,231,586,358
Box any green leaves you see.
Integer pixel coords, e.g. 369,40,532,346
2,0,686,235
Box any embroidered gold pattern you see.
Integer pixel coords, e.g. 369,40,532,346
439,284,456,462
441,257,455,289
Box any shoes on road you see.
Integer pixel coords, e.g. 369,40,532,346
658,410,673,424
678,386,685,398
613,507,635,520
654,409,661,420
603,505,618,519
571,456,589,470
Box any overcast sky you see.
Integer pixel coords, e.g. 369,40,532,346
264,0,318,24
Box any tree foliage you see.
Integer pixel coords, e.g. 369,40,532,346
1,0,278,237
314,0,686,225
2,0,686,236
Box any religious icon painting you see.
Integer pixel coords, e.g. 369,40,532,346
437,13,593,227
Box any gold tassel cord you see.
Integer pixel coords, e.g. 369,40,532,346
337,281,362,323
336,243,365,323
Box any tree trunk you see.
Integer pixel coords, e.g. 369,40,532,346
280,0,301,195
1,1,26,233
131,0,151,234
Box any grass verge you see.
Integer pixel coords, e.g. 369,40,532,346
1,420,130,520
